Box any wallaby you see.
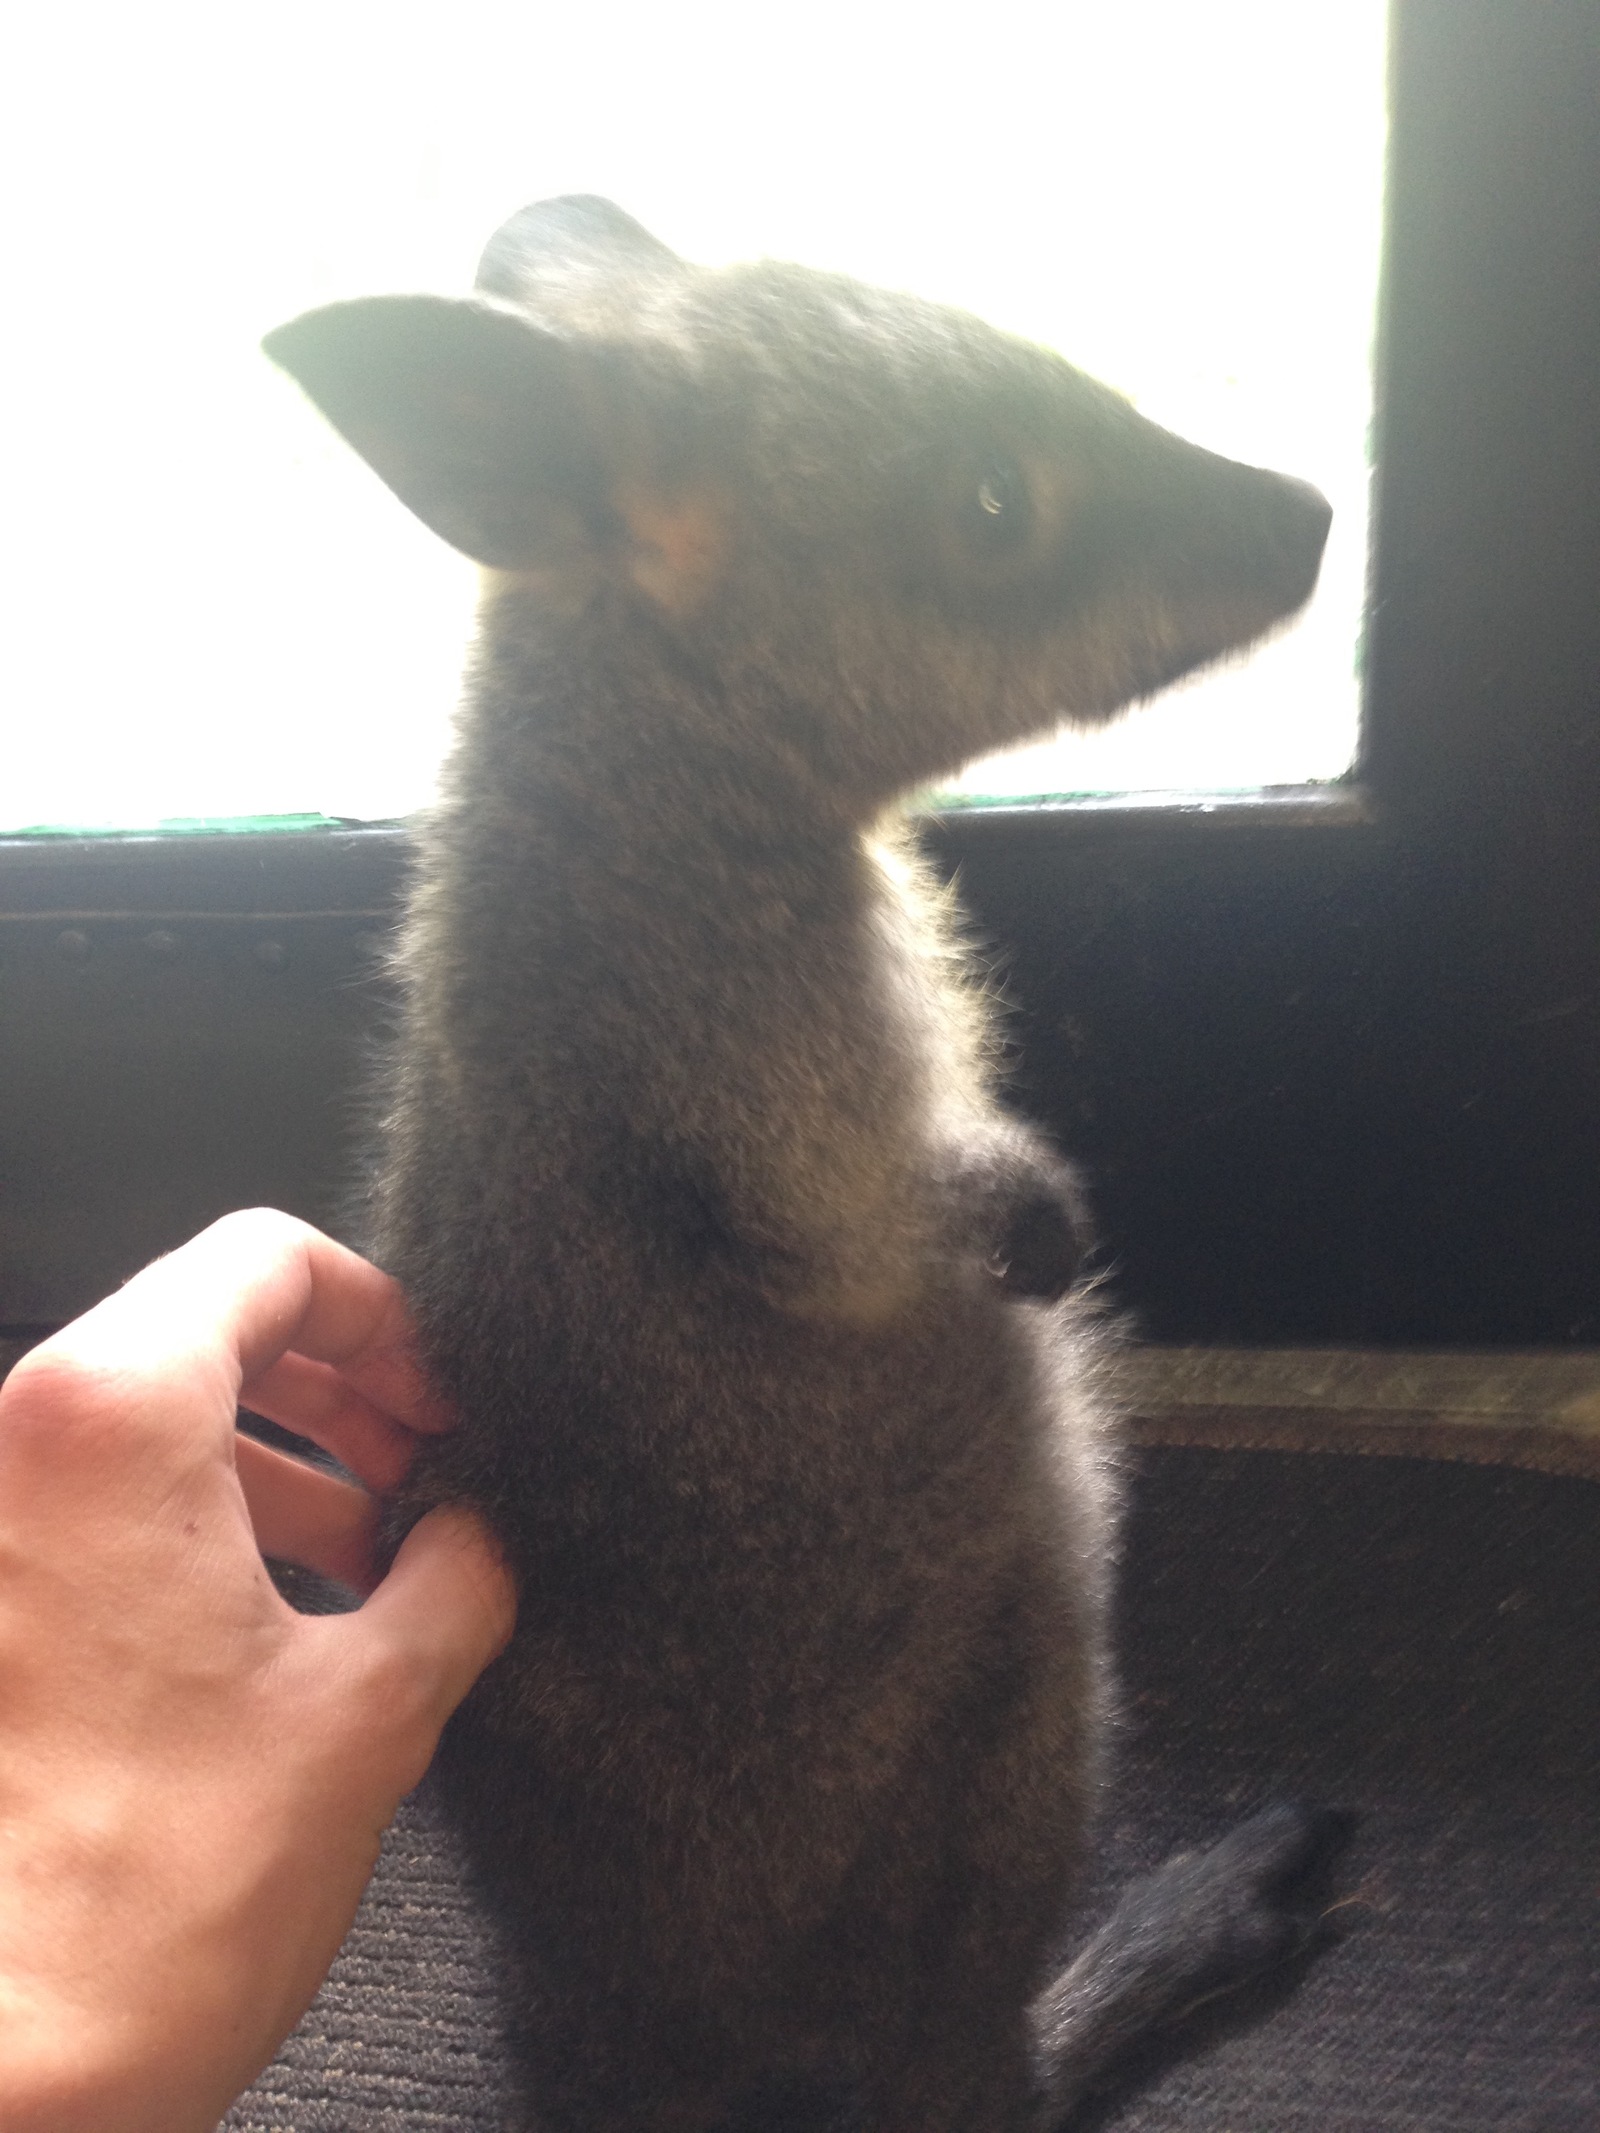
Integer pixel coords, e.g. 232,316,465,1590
266,195,1336,2132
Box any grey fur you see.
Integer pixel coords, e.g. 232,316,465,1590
265,198,1332,2132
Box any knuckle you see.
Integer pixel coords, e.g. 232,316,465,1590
0,1346,132,1454
356,1636,437,1742
205,1205,312,1254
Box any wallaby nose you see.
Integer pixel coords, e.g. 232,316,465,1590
1269,473,1333,611
1279,474,1334,550
1144,441,1333,629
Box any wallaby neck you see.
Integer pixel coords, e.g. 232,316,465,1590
436,603,865,888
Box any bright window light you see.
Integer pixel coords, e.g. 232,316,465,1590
0,1,1387,834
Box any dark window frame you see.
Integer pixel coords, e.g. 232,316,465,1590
4,0,1598,1342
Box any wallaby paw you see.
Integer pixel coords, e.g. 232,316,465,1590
985,1177,1085,1301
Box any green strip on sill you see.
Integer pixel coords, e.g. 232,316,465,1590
1,813,392,840
925,789,1121,810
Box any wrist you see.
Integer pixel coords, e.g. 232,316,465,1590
0,1945,256,2133
0,1774,340,2133
0,1979,224,2133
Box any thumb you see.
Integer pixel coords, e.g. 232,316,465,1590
356,1505,518,1728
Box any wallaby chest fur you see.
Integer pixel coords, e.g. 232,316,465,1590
267,196,1329,2131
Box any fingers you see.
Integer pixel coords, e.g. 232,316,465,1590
168,1211,424,1396
318,1330,458,1439
197,1213,456,1433
355,1506,517,1725
239,1353,417,1494
15,1211,479,1617
95,1211,444,1417
236,1434,382,1591
37,1214,453,1469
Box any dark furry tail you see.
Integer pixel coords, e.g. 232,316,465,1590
1032,1803,1353,2123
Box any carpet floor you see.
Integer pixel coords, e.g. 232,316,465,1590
225,1445,1599,2132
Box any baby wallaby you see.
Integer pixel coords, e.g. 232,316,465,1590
266,196,1334,2132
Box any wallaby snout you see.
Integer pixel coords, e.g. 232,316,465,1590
1271,472,1336,596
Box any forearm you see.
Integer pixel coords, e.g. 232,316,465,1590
0,1941,249,2133
0,1991,225,2133
0,1778,375,2133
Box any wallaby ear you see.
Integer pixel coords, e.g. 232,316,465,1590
262,295,602,568
475,194,684,305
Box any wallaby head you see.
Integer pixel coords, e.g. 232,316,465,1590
265,194,1329,817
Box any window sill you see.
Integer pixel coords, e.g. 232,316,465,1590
1114,1344,1600,1483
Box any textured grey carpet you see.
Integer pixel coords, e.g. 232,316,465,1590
225,1447,1600,2132
222,1783,521,2132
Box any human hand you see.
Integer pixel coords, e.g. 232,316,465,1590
0,1209,516,2133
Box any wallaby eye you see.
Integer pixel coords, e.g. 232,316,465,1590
963,458,1032,554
